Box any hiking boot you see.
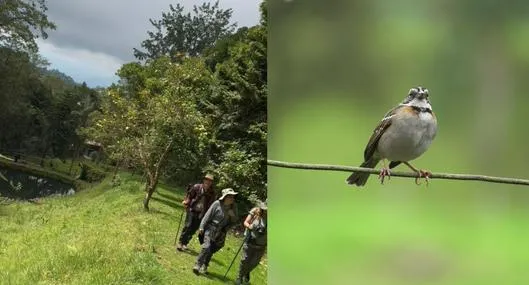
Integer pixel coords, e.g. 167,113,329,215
244,273,250,283
199,265,208,274
192,264,200,275
176,243,187,252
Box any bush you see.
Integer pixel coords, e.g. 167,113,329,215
78,162,106,183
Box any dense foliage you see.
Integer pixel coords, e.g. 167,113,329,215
0,0,95,163
133,1,236,61
86,0,268,208
0,0,56,53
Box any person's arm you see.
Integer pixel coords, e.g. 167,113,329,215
244,208,259,229
199,200,217,233
243,214,254,229
182,184,198,207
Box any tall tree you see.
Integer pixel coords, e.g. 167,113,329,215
83,57,212,210
0,47,45,151
133,1,236,61
202,0,268,200
0,0,56,53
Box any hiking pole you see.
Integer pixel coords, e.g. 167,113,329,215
224,234,249,279
173,209,185,245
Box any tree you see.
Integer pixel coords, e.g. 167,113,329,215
202,0,268,200
83,57,212,210
202,26,249,72
0,0,56,53
133,1,236,61
0,46,47,151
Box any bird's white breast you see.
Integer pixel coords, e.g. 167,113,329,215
377,109,437,162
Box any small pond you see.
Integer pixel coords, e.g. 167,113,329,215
0,166,75,200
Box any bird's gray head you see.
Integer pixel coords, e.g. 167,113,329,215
402,86,431,109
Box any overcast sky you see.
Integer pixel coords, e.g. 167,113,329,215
36,0,261,87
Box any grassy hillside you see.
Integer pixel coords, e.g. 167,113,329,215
0,173,267,284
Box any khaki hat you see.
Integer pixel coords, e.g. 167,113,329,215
258,199,267,210
204,174,214,181
219,188,238,200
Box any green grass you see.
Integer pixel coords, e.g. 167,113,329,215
0,173,267,284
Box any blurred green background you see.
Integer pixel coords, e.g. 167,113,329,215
268,0,529,284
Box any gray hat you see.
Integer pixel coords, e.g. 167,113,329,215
219,188,238,200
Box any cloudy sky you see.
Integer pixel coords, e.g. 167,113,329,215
37,0,261,87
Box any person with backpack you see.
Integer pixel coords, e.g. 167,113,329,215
192,188,239,275
176,173,216,252
235,199,268,285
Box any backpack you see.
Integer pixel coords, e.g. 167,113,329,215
182,183,195,207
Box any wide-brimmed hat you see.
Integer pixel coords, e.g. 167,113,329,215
257,199,267,210
219,188,238,200
204,174,214,181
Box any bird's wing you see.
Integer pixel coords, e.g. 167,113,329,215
363,105,401,161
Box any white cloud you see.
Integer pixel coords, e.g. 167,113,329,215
37,39,123,87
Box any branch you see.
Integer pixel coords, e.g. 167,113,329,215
153,138,174,180
267,160,529,186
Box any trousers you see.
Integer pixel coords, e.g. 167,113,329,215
178,210,201,245
237,241,266,281
196,228,225,268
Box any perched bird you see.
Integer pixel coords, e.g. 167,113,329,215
346,86,438,186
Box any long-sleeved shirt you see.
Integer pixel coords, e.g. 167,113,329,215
199,200,238,235
184,183,216,217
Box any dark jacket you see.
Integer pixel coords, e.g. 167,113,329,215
183,183,216,218
199,200,238,246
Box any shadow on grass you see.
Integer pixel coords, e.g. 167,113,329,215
156,191,183,204
177,248,225,267
203,271,232,283
151,196,182,211
144,206,173,218
210,257,226,266
181,248,199,257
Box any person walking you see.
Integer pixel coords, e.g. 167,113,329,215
235,199,267,285
176,173,216,252
192,188,239,275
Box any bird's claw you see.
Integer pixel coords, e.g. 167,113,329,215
415,170,432,186
379,168,391,184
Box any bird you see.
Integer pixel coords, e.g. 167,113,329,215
346,86,438,186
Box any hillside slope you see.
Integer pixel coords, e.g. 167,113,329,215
0,174,267,284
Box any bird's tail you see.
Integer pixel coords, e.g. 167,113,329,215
345,158,379,186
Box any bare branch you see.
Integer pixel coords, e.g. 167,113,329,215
267,160,529,186
154,138,174,180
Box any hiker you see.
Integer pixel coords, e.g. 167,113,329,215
176,173,216,252
192,188,239,275
235,199,268,285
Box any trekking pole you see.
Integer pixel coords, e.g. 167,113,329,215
224,234,249,278
173,209,185,245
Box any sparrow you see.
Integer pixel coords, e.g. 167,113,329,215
346,86,438,186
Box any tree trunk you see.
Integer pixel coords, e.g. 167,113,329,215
113,159,122,179
140,139,173,211
69,143,80,176
143,178,159,211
